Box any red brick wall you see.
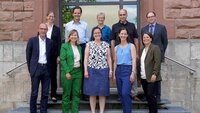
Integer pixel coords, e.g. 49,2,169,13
1,0,199,40
0,0,59,41
140,0,175,39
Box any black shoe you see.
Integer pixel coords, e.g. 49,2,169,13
51,97,57,102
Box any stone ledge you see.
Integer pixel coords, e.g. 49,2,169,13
8,106,191,113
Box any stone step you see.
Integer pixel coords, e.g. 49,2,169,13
45,99,170,109
38,88,171,109
8,106,191,113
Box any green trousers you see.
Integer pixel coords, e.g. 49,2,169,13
61,67,82,113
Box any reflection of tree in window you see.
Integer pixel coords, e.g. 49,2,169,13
62,0,96,38
62,0,96,24
79,0,96,2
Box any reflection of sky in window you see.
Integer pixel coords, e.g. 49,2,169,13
96,0,119,1
96,0,136,1
124,5,137,25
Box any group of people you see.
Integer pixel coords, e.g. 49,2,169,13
26,6,168,113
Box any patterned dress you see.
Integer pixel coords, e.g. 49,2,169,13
84,41,110,96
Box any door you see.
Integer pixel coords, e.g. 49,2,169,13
58,0,140,90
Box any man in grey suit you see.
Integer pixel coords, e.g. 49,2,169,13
141,11,168,101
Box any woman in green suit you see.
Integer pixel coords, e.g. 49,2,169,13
60,29,82,113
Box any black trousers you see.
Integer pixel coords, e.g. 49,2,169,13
50,59,57,98
30,65,51,113
155,81,161,100
141,79,157,113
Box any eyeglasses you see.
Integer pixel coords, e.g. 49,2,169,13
119,14,126,16
147,15,155,18
39,28,48,30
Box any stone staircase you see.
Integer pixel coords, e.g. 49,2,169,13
8,89,190,113
6,58,193,113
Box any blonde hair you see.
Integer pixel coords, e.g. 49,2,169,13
97,12,105,19
67,29,79,45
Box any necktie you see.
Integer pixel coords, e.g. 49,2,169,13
149,24,154,35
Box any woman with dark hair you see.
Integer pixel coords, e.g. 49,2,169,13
113,27,136,113
140,32,161,113
84,27,112,113
60,29,82,113
46,11,61,102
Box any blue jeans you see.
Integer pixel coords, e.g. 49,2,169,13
116,65,132,113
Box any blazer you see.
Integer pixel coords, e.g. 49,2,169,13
60,43,82,76
141,23,168,61
140,44,161,82
51,25,61,58
26,36,54,76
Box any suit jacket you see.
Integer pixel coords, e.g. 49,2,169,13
60,43,82,77
26,36,54,76
140,44,161,82
51,25,61,58
141,23,168,61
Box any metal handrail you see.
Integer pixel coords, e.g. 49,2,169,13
5,61,27,75
165,56,196,72
4,56,196,75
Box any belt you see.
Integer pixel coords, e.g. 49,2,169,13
38,63,47,67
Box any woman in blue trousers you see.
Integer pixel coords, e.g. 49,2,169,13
113,27,137,113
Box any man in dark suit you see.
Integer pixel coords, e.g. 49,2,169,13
141,11,168,101
26,23,54,113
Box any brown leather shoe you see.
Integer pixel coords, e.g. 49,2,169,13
132,96,140,101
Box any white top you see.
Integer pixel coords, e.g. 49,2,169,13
72,44,80,68
38,36,47,64
64,20,89,44
47,24,53,39
140,49,147,79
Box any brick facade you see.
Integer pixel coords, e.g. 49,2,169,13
1,0,199,40
0,0,58,41
164,0,200,39
0,0,200,113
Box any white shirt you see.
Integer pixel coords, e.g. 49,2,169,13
38,36,47,64
47,24,53,39
140,49,147,79
64,20,89,44
71,44,80,68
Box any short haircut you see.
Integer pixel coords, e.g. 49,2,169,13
118,9,127,15
146,11,156,18
97,12,105,19
72,6,82,14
